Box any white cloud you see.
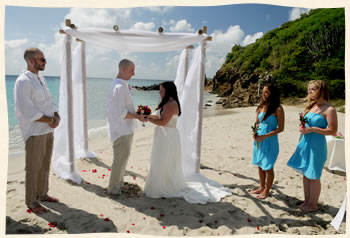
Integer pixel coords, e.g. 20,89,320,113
288,8,311,21
205,25,263,78
145,7,175,14
169,19,194,33
131,22,156,31
64,8,132,29
5,40,30,74
5,38,29,48
205,25,245,78
240,32,264,46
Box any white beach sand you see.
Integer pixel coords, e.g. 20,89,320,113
6,105,346,235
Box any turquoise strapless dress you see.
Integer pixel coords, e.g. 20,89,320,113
252,112,279,170
287,112,328,179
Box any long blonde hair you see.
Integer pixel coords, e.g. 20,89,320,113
304,80,330,114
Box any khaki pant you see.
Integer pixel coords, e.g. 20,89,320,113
108,133,133,194
25,133,53,208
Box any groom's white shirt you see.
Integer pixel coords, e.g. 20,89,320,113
108,77,137,143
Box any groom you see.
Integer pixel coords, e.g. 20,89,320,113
107,59,146,195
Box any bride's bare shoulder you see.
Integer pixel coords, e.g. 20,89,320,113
163,101,179,115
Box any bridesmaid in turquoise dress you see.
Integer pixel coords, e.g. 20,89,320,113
250,84,285,199
287,80,338,212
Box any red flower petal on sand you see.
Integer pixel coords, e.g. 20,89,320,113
104,218,110,222
232,173,236,176
257,226,260,230
92,169,97,173
81,170,87,172
126,230,130,233
131,223,135,226
150,206,155,210
98,177,100,179
133,177,136,180
100,214,104,217
102,174,105,176
199,220,203,223
26,209,32,213
85,181,91,184
162,226,166,229
131,166,134,169
108,169,111,171
143,217,146,220
48,222,56,227
247,218,251,222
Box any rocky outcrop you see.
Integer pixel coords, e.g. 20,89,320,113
208,70,272,109
133,84,159,91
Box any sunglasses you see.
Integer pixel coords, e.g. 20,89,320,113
32,58,47,63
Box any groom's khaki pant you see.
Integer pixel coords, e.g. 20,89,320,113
108,133,134,194
25,133,54,208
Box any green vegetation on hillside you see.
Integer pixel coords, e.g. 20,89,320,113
217,8,345,99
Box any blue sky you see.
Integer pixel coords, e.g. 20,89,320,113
4,4,310,80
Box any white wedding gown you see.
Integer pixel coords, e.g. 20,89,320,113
144,111,232,204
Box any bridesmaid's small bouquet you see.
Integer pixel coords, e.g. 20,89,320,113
299,112,307,128
299,112,308,142
251,122,260,149
137,105,152,127
251,122,259,139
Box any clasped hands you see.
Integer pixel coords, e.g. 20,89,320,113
299,124,312,135
137,114,149,123
137,114,157,123
49,115,60,128
254,134,266,142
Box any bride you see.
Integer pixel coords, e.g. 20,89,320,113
144,81,231,204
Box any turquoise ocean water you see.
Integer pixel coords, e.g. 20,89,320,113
6,75,214,155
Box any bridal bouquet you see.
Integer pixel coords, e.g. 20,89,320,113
251,122,260,149
137,105,152,127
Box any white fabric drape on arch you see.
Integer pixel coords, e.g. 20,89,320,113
72,42,96,159
52,34,82,184
174,48,190,99
177,42,206,177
